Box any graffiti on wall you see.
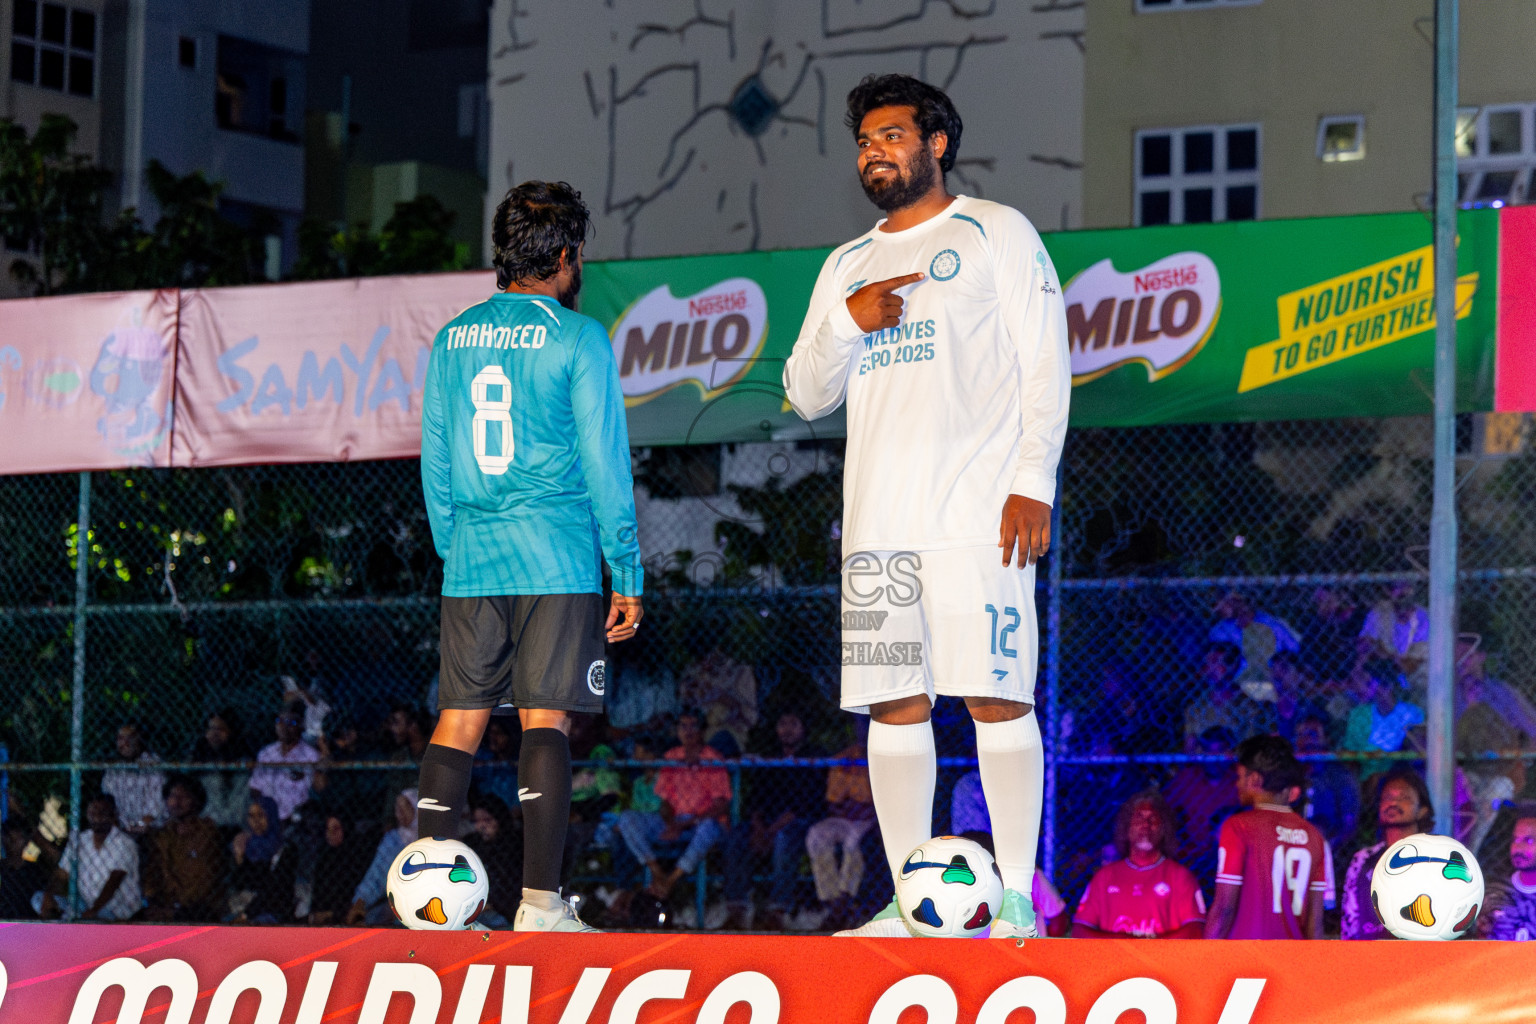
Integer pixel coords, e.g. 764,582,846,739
488,0,1084,259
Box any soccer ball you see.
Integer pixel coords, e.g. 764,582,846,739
386,837,490,930
1370,833,1485,940
894,836,1004,938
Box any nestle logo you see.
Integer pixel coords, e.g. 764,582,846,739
1134,265,1200,293
688,290,749,318
609,277,768,403
1065,251,1222,385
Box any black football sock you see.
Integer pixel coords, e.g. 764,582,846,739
518,727,572,894
417,743,474,840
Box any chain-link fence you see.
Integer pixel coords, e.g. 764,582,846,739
1050,414,1536,929
2,415,1534,932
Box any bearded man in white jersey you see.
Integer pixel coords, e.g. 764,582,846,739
784,74,1070,939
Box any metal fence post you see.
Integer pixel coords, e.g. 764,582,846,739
1042,471,1063,884
1427,0,1459,836
68,470,91,912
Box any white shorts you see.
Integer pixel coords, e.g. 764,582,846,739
838,546,1038,713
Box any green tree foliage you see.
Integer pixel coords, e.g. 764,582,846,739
292,195,466,280
2,115,464,294
0,116,265,292
0,114,141,295
134,160,263,287
714,465,844,586
0,462,442,763
375,194,463,274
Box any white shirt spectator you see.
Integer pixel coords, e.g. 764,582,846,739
1360,601,1430,658
1209,612,1300,687
1361,598,1430,691
282,675,333,746
102,753,166,832
250,740,321,820
606,664,681,731
60,826,141,920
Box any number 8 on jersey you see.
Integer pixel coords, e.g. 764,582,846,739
471,365,514,475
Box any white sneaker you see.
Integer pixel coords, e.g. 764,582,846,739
513,895,601,932
832,897,917,937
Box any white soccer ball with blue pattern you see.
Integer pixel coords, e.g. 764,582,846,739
894,836,1004,938
386,837,490,930
1370,833,1484,940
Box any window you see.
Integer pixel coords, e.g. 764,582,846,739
179,36,197,69
1138,0,1263,10
407,0,487,50
269,77,288,136
1456,104,1535,208
1135,124,1260,225
10,0,95,97
457,83,485,139
1318,115,1365,162
214,34,303,142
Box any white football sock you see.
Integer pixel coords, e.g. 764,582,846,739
867,718,936,886
975,713,1043,896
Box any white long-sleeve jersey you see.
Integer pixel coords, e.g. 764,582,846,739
784,196,1070,555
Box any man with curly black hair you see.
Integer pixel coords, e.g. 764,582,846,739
1340,768,1432,940
417,181,644,932
1206,735,1329,939
784,74,1070,939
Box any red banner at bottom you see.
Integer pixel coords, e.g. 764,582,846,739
0,923,1531,1024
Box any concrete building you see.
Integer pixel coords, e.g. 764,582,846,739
484,0,1086,261
97,0,310,276
1083,0,1536,228
1,0,307,285
305,0,488,264
1,0,108,295
2,0,107,154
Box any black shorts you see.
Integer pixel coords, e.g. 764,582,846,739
438,593,607,713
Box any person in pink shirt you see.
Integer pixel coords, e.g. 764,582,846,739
1205,736,1328,940
615,709,732,899
1073,792,1205,938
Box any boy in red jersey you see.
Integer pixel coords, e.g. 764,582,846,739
1205,735,1328,939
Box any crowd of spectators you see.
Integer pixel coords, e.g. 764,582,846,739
3,581,1536,940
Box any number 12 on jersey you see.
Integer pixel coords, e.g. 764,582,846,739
471,365,514,475
985,604,1020,658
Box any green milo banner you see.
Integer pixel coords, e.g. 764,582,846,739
579,210,1501,446
581,248,835,447
1048,209,1497,426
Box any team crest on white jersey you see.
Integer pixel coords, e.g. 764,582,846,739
1036,250,1058,294
587,660,606,696
929,249,961,281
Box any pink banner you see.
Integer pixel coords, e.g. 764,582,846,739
0,289,177,474
1496,205,1536,413
170,272,494,467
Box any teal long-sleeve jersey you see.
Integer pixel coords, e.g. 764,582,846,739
420,291,643,598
